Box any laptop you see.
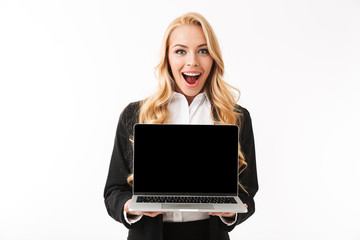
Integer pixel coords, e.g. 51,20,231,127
128,124,248,213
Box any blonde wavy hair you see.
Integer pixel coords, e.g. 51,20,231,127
128,12,248,194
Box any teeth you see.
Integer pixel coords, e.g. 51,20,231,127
183,72,200,76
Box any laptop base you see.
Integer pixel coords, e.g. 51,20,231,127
129,195,248,213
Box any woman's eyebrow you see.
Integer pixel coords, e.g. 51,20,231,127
197,43,207,48
172,43,207,48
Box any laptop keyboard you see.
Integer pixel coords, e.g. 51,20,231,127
136,196,237,204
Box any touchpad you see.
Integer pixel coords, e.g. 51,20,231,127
162,204,214,209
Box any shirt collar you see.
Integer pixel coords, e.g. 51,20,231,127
171,92,210,105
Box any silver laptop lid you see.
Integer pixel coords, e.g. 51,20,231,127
133,124,239,196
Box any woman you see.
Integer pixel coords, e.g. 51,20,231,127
104,12,258,240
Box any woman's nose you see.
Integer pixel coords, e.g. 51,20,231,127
186,52,199,67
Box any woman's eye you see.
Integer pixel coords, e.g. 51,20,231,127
176,50,186,54
199,49,209,54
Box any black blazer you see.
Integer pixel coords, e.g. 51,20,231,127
104,101,258,240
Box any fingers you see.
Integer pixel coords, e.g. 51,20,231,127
206,212,236,218
124,199,131,213
124,200,141,215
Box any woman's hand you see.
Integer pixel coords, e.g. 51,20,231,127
206,203,248,218
206,212,236,218
124,199,165,218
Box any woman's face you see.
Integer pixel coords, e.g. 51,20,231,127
168,25,214,104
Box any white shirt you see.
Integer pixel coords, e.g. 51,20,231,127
125,92,237,225
168,92,213,125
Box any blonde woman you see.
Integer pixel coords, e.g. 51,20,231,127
104,12,258,240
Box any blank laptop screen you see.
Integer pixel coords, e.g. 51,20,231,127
133,124,239,196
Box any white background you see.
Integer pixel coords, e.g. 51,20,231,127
1,0,359,239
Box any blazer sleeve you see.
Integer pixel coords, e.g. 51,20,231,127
221,106,259,231
103,102,142,229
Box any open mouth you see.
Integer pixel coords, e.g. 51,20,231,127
181,72,202,87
